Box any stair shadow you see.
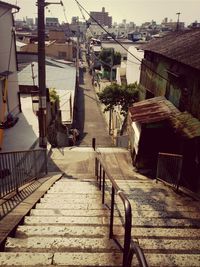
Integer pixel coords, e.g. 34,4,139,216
0,180,42,219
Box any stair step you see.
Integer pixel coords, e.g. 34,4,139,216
30,208,200,219
15,225,112,238
7,236,198,254
42,193,102,199
5,237,118,252
0,251,200,267
131,227,200,239
0,252,123,266
137,238,200,253
53,252,122,266
144,253,200,267
16,225,200,239
0,252,53,266
40,197,102,204
30,209,108,217
23,215,199,227
35,202,106,210
24,216,121,225
48,188,99,193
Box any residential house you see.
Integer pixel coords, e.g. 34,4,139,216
0,1,20,148
20,38,75,62
126,46,144,84
18,59,76,127
128,29,200,193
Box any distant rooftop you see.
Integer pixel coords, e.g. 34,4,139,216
140,28,200,71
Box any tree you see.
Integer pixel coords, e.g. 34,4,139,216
49,88,60,103
99,48,121,71
97,82,139,116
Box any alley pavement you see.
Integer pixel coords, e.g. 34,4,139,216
74,65,113,147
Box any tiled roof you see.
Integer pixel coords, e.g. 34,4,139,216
129,97,200,139
140,29,200,70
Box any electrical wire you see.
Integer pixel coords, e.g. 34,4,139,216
9,78,76,82
74,0,170,83
60,0,69,24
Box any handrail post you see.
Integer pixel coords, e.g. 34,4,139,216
44,148,48,174
33,150,37,178
92,138,96,150
109,186,115,239
99,164,102,190
102,170,105,204
123,201,132,267
96,159,99,181
14,152,19,194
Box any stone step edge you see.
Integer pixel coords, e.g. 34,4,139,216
0,252,200,267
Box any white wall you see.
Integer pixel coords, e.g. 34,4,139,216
126,46,144,84
0,5,19,119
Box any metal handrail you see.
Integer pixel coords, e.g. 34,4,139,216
0,149,47,199
95,151,148,267
126,240,148,267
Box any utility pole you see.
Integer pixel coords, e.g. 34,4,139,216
176,12,181,31
37,0,47,148
37,0,62,148
76,18,80,80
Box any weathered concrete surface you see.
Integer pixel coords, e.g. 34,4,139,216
0,252,53,266
53,252,122,266
2,177,123,266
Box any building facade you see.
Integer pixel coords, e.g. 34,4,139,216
0,1,20,129
89,7,112,28
128,29,200,193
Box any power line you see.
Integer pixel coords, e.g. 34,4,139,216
74,0,170,83
60,1,69,24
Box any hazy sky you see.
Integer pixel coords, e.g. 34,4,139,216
6,0,200,25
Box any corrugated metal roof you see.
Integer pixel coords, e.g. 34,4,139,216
129,97,200,139
18,60,76,124
140,29,200,70
129,96,179,124
170,112,200,139
18,61,76,91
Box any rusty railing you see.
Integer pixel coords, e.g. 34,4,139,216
156,152,183,191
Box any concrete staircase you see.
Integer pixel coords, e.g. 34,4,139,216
0,147,200,266
0,175,123,266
